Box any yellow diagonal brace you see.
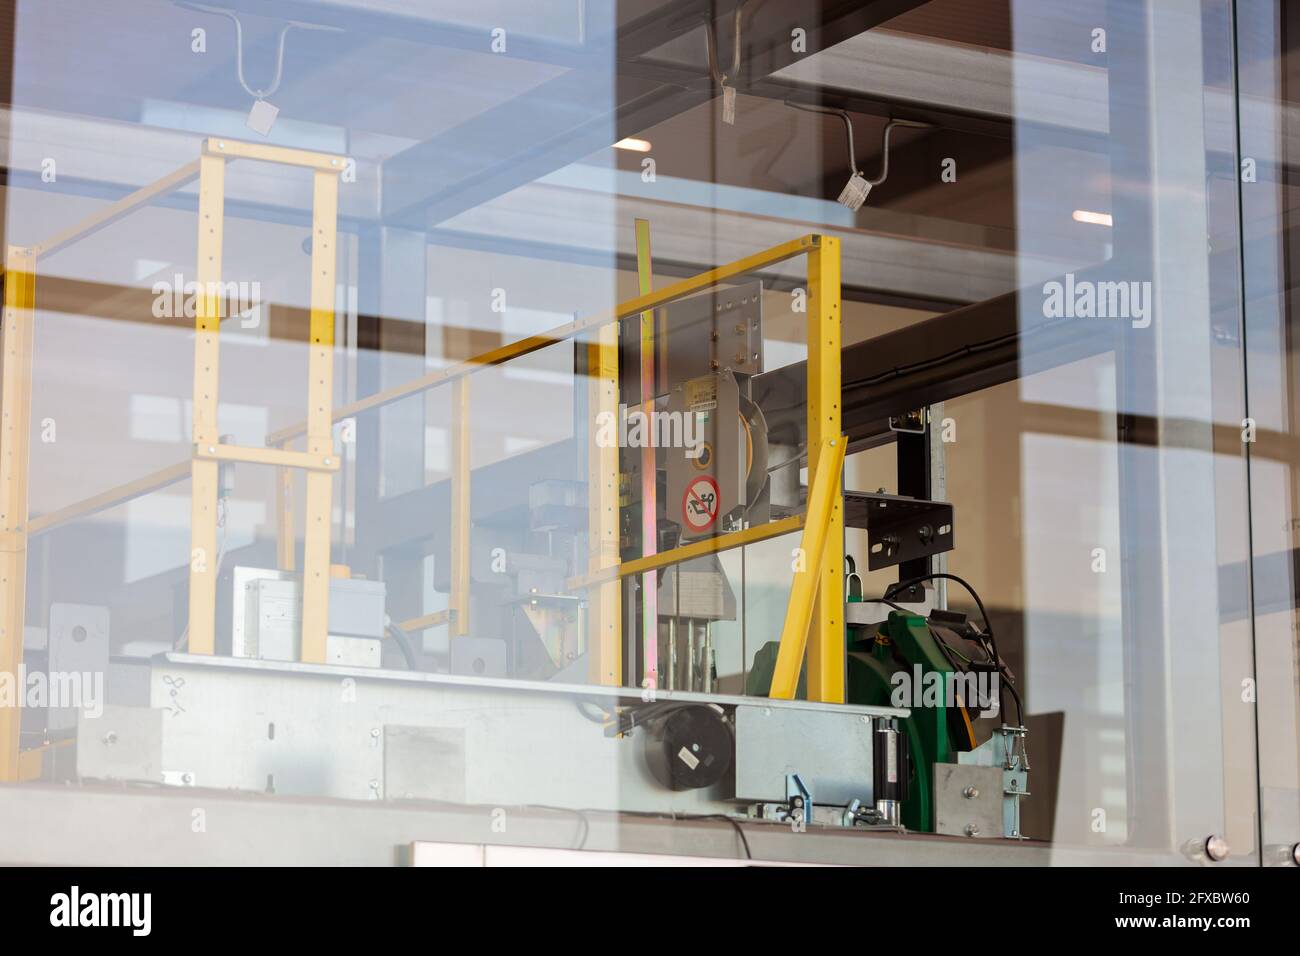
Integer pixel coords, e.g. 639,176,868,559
768,436,846,700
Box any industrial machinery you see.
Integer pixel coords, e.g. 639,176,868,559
0,136,1027,850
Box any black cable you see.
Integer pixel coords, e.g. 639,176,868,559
694,813,753,859
385,622,420,670
882,572,1023,726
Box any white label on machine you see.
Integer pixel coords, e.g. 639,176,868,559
676,746,701,771
681,475,720,533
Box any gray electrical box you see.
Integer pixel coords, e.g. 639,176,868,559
236,569,385,668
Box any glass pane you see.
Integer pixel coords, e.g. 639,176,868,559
1236,0,1300,867
0,0,1283,867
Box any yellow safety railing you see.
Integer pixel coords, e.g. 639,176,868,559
0,137,347,781
0,155,846,780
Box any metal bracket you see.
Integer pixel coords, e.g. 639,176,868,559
844,489,954,572
785,772,812,828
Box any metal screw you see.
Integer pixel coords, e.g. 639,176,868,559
323,458,332,466
962,786,978,799
182,772,194,785
1292,843,1300,867
964,824,979,837
370,728,380,739
368,779,380,791
102,731,118,745
1204,835,1230,862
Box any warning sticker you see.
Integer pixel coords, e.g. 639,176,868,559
681,475,720,533
685,376,717,413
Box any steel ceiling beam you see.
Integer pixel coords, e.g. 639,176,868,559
380,0,937,227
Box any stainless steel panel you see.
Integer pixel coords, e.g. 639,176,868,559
934,764,1004,839
76,704,163,783
47,603,110,731
733,703,875,807
146,654,902,813
384,725,467,802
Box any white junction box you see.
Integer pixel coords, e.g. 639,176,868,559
239,571,385,668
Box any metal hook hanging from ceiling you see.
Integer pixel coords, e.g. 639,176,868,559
784,101,931,187
705,2,750,124
176,1,341,100
704,3,744,88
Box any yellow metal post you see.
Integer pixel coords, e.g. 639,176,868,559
186,153,226,655
586,322,621,685
299,169,339,664
0,247,35,781
805,236,845,703
275,462,296,571
769,436,845,700
634,219,657,686
450,376,470,639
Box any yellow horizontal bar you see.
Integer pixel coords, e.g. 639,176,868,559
27,461,191,535
398,610,451,632
268,234,821,445
204,137,347,172
567,514,804,591
28,159,202,261
194,443,340,472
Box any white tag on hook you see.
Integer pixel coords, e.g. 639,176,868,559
247,98,279,137
837,172,871,211
721,84,736,125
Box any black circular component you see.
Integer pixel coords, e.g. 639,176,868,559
644,705,733,791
